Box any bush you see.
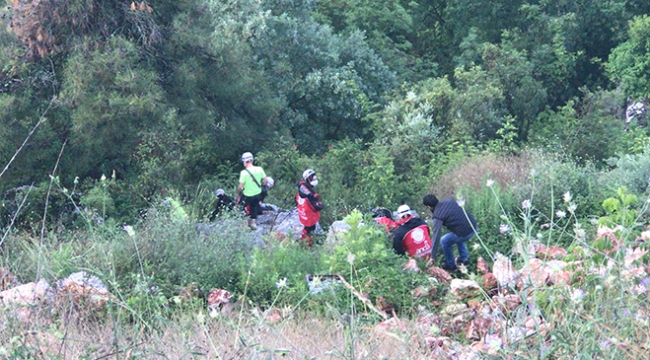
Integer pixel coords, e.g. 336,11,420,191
238,241,317,308
602,145,650,197
322,210,433,316
111,206,253,295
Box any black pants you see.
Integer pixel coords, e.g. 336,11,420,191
245,194,262,219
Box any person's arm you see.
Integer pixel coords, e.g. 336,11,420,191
209,200,223,221
237,170,246,197
299,184,324,211
260,169,267,186
224,195,235,210
430,218,443,261
309,193,324,211
392,228,406,255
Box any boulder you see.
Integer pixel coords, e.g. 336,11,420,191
482,273,498,294
536,245,568,260
0,268,20,291
207,289,231,310
450,279,481,300
56,271,110,309
428,266,452,284
492,253,517,287
0,280,52,307
476,257,490,275
325,220,351,245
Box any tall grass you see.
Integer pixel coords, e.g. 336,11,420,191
2,147,650,358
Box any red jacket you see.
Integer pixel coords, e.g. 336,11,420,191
296,193,320,226
392,217,433,259
374,216,397,233
297,180,323,227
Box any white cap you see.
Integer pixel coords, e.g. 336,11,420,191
215,189,225,196
397,204,411,219
241,152,253,163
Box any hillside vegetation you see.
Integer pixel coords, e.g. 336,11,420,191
1,0,650,358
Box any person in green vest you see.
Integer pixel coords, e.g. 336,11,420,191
237,152,267,230
164,196,188,222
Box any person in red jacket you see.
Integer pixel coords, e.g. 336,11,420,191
372,207,397,233
391,204,433,260
296,169,324,246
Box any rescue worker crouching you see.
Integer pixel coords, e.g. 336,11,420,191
296,169,324,247
372,207,397,233
423,194,478,272
209,188,235,221
391,204,433,260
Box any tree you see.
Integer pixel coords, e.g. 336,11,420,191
58,37,167,178
480,40,547,140
248,0,396,154
530,89,627,164
314,0,430,82
607,15,650,100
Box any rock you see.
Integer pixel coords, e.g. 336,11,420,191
325,220,351,245
423,336,453,356
450,279,481,299
450,279,481,300
56,271,110,309
477,257,490,275
428,266,452,284
518,258,548,289
0,280,52,307
518,259,570,289
548,270,571,286
536,245,568,260
492,253,517,287
482,273,498,294
0,268,20,291
626,99,648,127
491,294,521,314
471,333,502,356
465,317,494,341
403,259,421,272
207,289,231,309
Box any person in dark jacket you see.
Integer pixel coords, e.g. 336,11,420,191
392,205,433,259
209,189,235,221
423,194,478,271
296,169,324,246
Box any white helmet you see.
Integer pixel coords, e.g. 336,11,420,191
241,152,253,163
265,176,274,189
302,168,316,180
215,188,225,197
397,204,411,219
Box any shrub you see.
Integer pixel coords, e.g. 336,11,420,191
238,241,317,308
602,145,650,197
111,206,253,295
322,210,433,316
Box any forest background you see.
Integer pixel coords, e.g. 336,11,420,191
2,0,650,226
1,0,650,357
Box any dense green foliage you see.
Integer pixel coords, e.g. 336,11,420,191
3,3,650,358
2,0,649,204
2,0,650,312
